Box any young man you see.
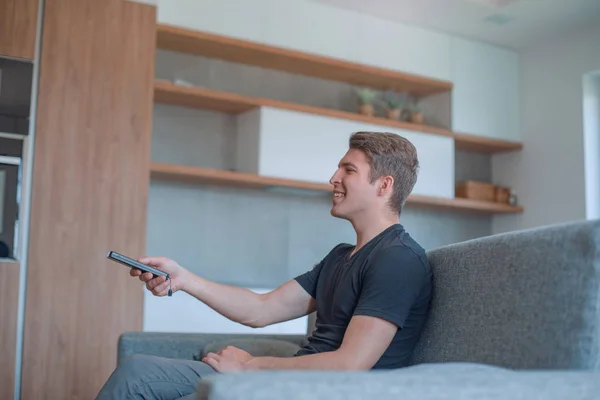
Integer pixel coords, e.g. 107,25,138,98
97,131,432,399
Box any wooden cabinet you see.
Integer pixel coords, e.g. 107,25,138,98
0,0,39,60
21,0,156,399
0,261,19,400
450,37,521,142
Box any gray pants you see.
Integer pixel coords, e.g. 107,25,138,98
96,354,217,399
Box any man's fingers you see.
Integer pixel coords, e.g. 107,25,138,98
130,268,141,277
205,352,221,362
145,275,166,291
138,272,154,282
152,280,170,295
202,356,219,370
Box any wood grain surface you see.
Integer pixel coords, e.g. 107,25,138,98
0,0,39,60
21,0,156,398
0,260,20,400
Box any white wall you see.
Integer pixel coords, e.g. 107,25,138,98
492,24,600,234
584,73,600,220
143,288,309,335
157,0,452,82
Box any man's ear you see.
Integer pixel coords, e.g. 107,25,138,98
378,175,394,196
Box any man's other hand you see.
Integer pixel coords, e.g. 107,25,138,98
202,346,254,373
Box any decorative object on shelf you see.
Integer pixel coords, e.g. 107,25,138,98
353,87,378,117
407,97,425,124
173,78,195,87
455,180,496,202
380,90,407,121
508,189,518,206
495,186,510,204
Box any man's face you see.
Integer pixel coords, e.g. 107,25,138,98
329,149,380,220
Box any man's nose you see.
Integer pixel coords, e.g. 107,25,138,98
329,170,340,185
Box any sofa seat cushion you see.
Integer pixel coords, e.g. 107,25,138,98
201,338,302,358
196,362,600,400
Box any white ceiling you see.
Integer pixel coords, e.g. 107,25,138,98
309,0,600,50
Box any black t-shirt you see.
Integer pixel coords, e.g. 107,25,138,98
294,223,432,369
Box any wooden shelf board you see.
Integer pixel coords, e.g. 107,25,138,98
156,24,452,97
154,81,256,114
407,194,523,213
150,163,333,192
150,163,524,214
454,132,523,153
154,81,522,154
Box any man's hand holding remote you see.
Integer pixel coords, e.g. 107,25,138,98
131,256,189,296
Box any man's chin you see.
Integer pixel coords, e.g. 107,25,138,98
330,206,347,219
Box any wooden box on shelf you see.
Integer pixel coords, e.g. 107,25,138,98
495,186,510,204
455,180,496,202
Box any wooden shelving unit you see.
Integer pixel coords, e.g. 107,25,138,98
156,24,452,97
152,24,524,213
150,163,524,214
154,80,523,154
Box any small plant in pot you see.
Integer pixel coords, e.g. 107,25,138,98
407,98,425,124
353,87,378,117
380,90,407,120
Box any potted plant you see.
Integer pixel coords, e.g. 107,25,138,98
407,98,425,124
380,90,406,120
353,87,378,117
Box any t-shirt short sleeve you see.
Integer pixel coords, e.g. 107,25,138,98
294,260,324,299
294,244,345,299
353,246,427,329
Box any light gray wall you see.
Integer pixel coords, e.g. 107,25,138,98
147,51,492,287
583,72,600,220
455,150,491,183
492,24,600,234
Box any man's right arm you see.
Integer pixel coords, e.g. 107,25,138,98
133,256,315,328
182,275,315,328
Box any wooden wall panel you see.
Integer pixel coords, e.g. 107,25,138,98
0,261,19,400
21,0,156,398
0,0,39,60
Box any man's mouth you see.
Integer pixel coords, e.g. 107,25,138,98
333,191,345,198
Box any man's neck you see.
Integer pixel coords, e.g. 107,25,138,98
350,212,399,256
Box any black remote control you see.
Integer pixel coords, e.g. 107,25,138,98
107,251,169,279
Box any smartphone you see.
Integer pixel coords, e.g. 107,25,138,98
107,251,169,279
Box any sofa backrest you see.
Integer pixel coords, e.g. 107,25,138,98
409,220,600,370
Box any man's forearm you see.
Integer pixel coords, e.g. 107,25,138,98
246,351,363,371
181,271,266,327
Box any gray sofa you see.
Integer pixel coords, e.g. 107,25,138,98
118,219,600,399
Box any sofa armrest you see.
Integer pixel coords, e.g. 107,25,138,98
117,332,307,365
195,363,600,400
411,220,600,370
